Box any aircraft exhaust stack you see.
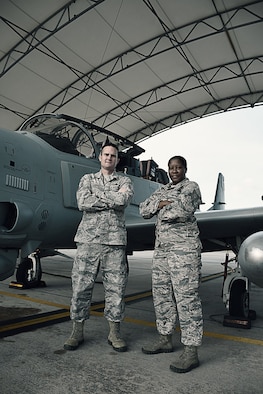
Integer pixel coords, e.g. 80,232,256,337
1,202,33,233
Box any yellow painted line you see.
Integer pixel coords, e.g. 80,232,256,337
90,311,104,317
124,316,156,328
0,310,69,333
0,290,70,310
203,330,263,346
0,272,218,310
202,272,224,282
122,316,263,346
89,291,152,312
1,288,262,346
125,291,152,301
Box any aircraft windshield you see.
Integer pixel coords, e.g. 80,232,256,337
19,114,98,158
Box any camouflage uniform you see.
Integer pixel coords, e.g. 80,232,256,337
70,170,134,322
139,178,203,346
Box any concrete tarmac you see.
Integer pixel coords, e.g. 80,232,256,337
0,251,263,394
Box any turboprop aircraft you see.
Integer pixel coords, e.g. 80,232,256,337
1,113,263,324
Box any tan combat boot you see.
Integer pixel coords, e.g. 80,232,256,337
64,320,84,351
170,345,199,373
142,334,174,354
108,321,127,352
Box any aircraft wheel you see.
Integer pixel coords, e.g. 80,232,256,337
229,279,249,318
16,254,42,287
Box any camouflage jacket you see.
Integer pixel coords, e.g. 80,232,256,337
139,178,202,249
74,170,134,245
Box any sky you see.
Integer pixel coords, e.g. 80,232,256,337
138,105,263,211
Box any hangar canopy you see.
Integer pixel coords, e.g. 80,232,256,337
1,0,263,145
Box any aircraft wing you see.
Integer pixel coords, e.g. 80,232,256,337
126,206,263,254
197,206,263,252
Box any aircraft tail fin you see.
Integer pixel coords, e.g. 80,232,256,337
208,172,225,211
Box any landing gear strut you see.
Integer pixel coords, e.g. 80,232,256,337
222,253,256,328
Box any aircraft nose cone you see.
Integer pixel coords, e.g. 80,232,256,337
238,231,263,288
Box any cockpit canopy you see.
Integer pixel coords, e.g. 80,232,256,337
19,113,169,184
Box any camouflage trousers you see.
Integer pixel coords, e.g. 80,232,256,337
152,245,203,346
70,243,128,322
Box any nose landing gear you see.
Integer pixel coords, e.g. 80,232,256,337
9,251,46,289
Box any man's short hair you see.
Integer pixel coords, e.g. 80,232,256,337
101,142,119,153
